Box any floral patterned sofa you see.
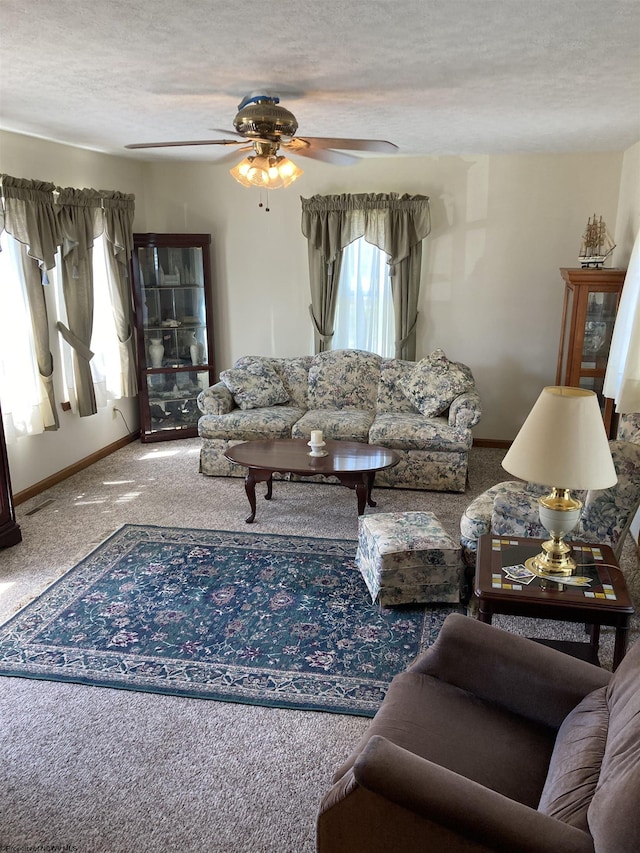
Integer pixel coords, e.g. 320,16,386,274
197,348,482,491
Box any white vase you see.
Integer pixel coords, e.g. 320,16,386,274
149,338,164,368
190,334,201,366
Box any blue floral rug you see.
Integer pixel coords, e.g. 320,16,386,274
0,524,458,716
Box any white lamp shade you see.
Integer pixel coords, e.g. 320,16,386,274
501,386,617,490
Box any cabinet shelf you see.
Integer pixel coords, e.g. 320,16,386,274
131,233,215,442
556,267,625,437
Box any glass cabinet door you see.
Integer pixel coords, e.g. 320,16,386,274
556,268,625,437
132,234,215,442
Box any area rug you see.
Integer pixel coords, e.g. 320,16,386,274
0,524,458,716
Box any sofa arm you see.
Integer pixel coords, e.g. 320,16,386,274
330,737,593,853
448,388,482,429
197,381,235,415
411,613,610,729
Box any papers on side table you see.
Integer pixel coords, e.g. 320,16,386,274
502,564,592,587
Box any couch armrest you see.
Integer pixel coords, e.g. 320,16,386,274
411,613,610,728
448,388,482,429
197,381,235,415
345,737,594,853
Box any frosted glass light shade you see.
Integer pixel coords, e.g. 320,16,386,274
502,386,617,490
230,155,302,189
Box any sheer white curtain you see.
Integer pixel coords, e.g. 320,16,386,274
332,237,394,356
0,231,54,442
604,229,640,413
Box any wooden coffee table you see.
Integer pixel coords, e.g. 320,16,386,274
224,438,400,524
475,534,634,670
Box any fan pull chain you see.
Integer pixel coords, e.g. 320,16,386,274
257,189,270,212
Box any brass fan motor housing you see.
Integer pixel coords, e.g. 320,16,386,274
233,98,298,141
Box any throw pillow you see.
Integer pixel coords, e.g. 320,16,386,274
220,363,289,410
399,349,474,417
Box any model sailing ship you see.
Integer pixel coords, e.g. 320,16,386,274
579,214,616,268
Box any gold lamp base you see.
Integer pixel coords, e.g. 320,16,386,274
525,538,576,576
526,488,584,576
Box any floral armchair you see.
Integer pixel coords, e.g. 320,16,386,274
460,414,640,573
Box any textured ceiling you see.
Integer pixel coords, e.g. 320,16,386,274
1,0,639,164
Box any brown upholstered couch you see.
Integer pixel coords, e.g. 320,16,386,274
317,613,640,852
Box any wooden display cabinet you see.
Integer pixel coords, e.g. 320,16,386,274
0,400,21,547
556,267,626,437
131,233,215,442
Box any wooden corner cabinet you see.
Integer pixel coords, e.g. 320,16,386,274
0,401,21,547
131,233,215,442
556,267,626,437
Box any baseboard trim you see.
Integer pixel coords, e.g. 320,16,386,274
473,438,511,449
13,431,140,506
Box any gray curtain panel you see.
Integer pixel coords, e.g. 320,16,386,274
300,193,431,360
0,175,61,428
56,187,104,417
100,190,137,397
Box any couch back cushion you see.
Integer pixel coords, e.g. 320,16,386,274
587,638,640,852
376,358,420,414
307,349,382,411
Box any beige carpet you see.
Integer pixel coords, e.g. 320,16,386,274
1,439,638,852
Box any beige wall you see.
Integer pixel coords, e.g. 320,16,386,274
1,129,636,493
142,149,624,440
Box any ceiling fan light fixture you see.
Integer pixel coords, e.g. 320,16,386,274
229,153,302,190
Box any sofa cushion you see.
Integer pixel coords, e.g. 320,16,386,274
307,349,382,411
399,350,474,417
369,413,471,452
537,686,608,832
220,362,289,410
198,406,305,440
292,409,375,443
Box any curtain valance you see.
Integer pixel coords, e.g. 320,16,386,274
301,193,431,264
0,175,60,271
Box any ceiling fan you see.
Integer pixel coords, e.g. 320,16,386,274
125,93,398,190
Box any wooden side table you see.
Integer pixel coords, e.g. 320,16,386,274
475,535,634,670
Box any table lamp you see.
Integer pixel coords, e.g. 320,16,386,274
501,386,617,575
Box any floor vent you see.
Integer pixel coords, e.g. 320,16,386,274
25,498,55,516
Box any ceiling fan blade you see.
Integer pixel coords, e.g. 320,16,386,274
125,139,245,150
215,146,254,164
282,143,359,166
299,137,398,153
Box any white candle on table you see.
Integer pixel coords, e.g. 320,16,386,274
311,430,323,445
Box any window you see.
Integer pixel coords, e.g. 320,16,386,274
51,233,126,410
0,231,127,442
332,236,394,357
0,231,52,441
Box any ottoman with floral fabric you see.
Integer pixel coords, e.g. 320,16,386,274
356,511,463,606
